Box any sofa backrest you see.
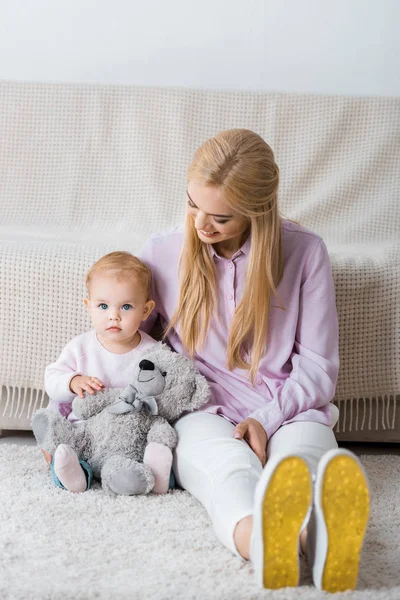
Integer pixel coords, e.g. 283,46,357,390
0,81,399,249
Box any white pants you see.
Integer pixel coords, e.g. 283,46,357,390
172,413,338,557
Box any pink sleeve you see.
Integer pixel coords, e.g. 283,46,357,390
249,239,340,439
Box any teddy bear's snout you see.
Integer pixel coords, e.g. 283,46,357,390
139,359,155,371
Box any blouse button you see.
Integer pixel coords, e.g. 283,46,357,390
228,294,233,300
256,378,263,386
228,262,233,269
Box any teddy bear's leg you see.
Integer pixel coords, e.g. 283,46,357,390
101,456,155,496
32,408,79,455
143,442,173,494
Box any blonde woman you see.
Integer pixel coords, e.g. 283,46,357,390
139,129,370,592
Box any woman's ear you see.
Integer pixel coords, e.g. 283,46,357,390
142,300,156,321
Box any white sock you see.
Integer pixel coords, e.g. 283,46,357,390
53,444,87,493
143,442,173,494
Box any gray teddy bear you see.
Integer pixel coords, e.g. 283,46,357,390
32,342,210,495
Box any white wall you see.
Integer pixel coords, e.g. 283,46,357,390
0,0,399,95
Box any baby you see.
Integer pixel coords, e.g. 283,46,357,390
43,251,170,493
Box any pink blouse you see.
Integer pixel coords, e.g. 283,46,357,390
138,219,339,439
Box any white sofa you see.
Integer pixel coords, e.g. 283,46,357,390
0,80,399,442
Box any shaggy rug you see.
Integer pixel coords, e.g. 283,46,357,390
0,445,399,600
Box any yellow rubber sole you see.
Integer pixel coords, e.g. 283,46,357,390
321,455,370,593
262,456,312,589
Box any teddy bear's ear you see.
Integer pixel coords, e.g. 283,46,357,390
138,343,210,419
186,372,210,412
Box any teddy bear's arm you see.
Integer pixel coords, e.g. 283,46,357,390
147,417,178,450
72,389,116,420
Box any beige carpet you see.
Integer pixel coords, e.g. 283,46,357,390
0,445,399,600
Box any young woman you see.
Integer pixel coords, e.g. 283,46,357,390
138,129,370,592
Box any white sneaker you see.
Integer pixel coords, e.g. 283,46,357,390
308,448,370,593
251,454,313,589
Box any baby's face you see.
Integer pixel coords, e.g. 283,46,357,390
84,273,154,346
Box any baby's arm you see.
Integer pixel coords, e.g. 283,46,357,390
44,343,81,404
45,336,105,419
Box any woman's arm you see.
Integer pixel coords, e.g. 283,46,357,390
248,238,340,440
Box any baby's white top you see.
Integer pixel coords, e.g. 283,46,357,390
44,329,157,411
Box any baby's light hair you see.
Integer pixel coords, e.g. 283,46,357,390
85,251,152,300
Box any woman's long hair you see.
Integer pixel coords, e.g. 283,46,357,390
166,129,285,384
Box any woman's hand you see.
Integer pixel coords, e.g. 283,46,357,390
234,417,268,467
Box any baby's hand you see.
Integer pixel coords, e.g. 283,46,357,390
70,375,104,398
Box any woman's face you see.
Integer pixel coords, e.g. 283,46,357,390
186,181,249,257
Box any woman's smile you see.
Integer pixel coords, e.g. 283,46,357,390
198,229,219,237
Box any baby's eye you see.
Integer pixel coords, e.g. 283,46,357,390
122,304,132,311
98,303,108,310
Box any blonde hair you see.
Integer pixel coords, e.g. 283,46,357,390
167,129,285,384
86,251,152,300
